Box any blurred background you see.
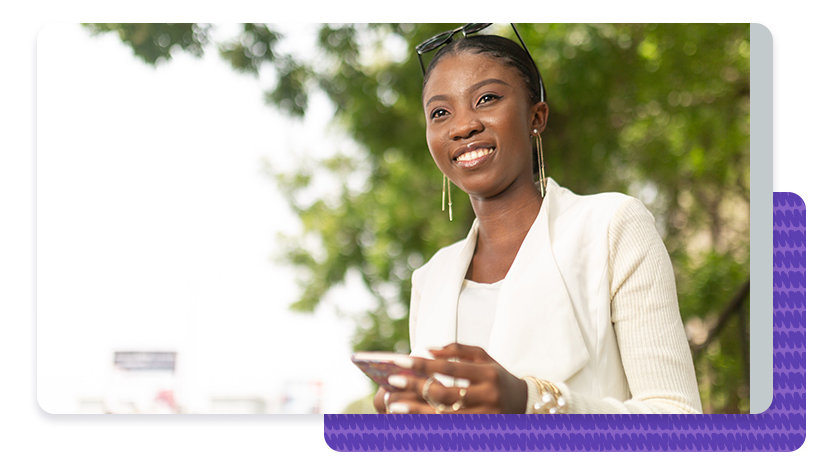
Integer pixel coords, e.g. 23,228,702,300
37,23,750,414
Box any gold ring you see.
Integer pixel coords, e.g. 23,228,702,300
449,386,467,411
421,375,437,405
422,375,467,412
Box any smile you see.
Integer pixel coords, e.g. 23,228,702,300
453,147,495,168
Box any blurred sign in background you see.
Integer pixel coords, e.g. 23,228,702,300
37,23,373,414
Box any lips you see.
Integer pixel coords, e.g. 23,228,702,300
452,144,496,169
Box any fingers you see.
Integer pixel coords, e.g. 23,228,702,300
409,356,483,382
382,345,506,413
387,388,494,414
387,372,497,413
372,387,387,413
386,374,429,412
387,380,435,414
387,398,437,414
428,343,492,363
386,391,428,413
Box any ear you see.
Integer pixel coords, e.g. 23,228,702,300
529,101,549,134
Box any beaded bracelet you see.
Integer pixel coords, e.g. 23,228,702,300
524,376,568,414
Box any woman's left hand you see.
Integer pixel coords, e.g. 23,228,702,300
387,343,528,413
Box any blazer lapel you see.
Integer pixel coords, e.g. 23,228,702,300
487,180,591,383
410,221,479,357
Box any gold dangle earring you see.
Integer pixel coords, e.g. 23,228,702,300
533,128,545,197
441,174,453,221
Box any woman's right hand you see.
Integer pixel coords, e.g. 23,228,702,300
373,344,528,413
373,387,388,413
373,384,431,413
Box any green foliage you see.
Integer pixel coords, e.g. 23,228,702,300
84,23,210,65
218,23,281,75
88,23,751,412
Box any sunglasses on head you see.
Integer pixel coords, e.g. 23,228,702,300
415,23,545,103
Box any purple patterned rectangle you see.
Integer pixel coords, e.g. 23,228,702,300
324,192,806,451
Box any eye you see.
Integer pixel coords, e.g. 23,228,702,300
430,108,449,120
477,93,502,105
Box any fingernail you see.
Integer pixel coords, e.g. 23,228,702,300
388,374,408,389
389,402,410,414
393,357,413,369
434,373,455,388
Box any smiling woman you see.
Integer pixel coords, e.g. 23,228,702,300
371,25,702,414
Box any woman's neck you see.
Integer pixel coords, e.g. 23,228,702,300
465,180,544,282
471,180,543,243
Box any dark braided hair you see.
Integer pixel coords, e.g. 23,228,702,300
421,35,546,105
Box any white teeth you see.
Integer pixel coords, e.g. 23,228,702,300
457,147,493,162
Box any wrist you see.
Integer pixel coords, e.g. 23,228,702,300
511,375,528,413
501,374,529,413
523,376,568,414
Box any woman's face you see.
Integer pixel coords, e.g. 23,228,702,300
422,51,546,199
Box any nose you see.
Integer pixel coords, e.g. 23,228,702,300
449,110,484,140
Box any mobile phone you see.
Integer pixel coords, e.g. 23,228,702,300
351,351,427,390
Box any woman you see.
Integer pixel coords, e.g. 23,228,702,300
373,25,701,414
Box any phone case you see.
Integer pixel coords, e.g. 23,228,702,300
351,352,425,389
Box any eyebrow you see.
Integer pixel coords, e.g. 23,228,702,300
423,78,512,109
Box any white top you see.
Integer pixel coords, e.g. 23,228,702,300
456,279,503,349
409,178,702,414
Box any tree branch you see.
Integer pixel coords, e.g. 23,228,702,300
692,278,750,352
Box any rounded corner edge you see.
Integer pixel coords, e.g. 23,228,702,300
35,391,60,416
750,390,775,415
322,414,348,452
750,23,774,44
785,192,806,210
787,430,807,452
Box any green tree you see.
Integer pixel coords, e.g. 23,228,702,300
85,23,751,412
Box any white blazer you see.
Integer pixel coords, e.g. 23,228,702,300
409,178,701,411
